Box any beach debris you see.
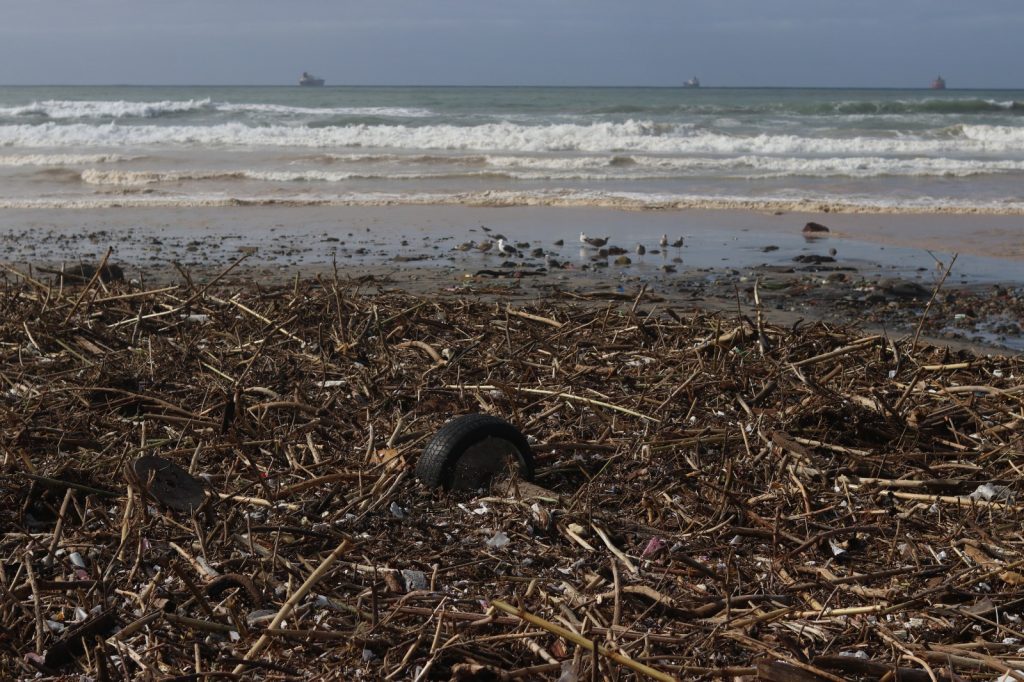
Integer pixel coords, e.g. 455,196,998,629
130,455,205,512
553,238,564,246
881,279,931,299
400,569,429,591
43,609,118,668
803,221,831,235
486,531,510,549
970,483,1015,503
614,255,632,266
793,254,836,264
37,262,125,283
2,272,1024,679
415,413,534,490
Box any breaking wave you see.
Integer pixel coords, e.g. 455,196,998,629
0,153,132,166
589,98,1024,117
4,120,1024,155
0,99,434,121
74,155,1024,187
1,99,216,120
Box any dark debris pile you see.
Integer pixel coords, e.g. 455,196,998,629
1,270,1023,681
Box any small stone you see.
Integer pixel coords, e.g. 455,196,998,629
802,221,830,234
247,609,278,626
401,569,429,591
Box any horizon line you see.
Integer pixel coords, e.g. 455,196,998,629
0,83,1021,90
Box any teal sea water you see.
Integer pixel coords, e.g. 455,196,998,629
1,85,1023,212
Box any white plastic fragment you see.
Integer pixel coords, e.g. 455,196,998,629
486,531,509,549
970,484,1014,503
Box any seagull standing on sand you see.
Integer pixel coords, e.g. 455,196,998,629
670,237,684,248
635,243,646,256
580,232,609,248
659,234,669,248
496,238,517,256
477,240,494,253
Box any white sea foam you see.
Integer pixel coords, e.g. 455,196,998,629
1,99,215,119
0,99,433,120
80,169,365,185
216,103,434,117
479,154,1024,178
4,120,1024,157
957,124,1024,147
73,153,1024,188
0,153,132,166
3,189,1023,215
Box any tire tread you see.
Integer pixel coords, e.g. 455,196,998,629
416,414,534,489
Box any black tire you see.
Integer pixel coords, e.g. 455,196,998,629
416,414,534,490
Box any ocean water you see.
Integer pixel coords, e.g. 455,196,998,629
1,85,1023,212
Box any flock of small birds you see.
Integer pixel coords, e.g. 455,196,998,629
453,228,687,271
452,228,687,272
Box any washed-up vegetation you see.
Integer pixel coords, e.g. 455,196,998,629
2,264,1023,680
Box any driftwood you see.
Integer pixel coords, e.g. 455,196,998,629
1,268,1023,680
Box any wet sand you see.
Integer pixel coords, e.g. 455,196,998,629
2,204,1023,274
1,204,1022,352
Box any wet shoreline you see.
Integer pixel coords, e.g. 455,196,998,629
2,204,1022,353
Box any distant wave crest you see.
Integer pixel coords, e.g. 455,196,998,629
1,99,215,120
0,99,434,121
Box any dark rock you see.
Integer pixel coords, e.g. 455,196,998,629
881,280,931,300
793,254,836,264
42,263,126,284
802,222,830,234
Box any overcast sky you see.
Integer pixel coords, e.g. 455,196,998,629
1,0,1021,88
